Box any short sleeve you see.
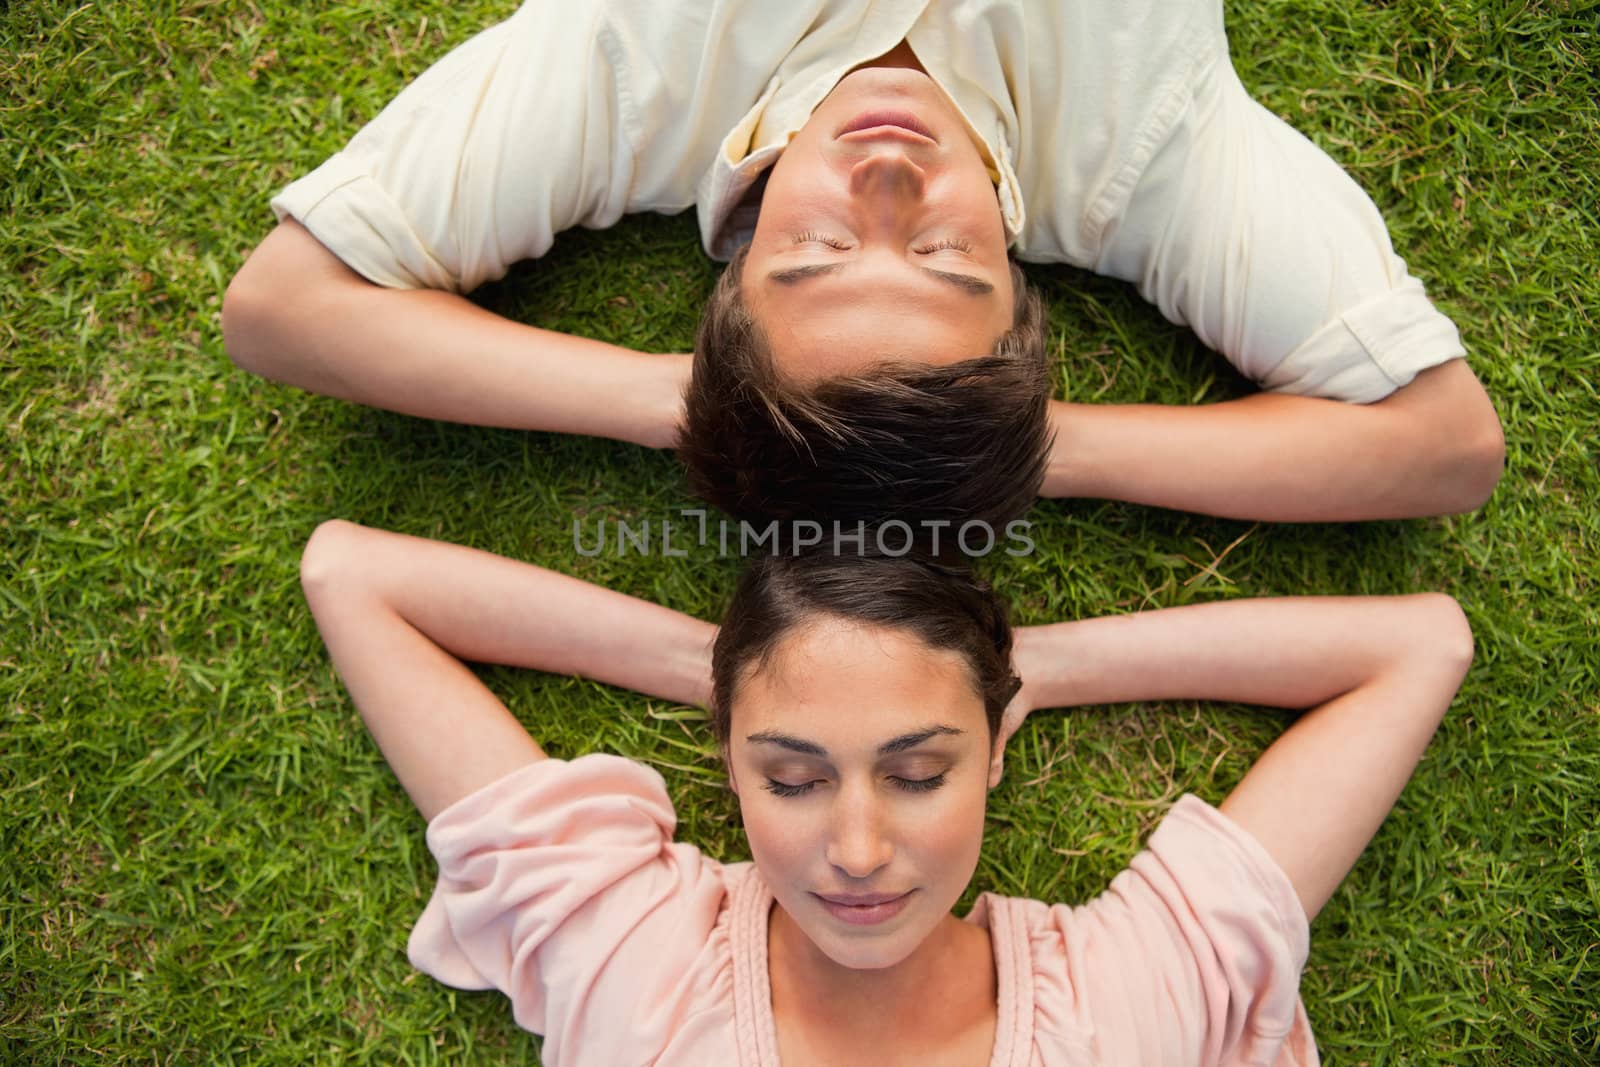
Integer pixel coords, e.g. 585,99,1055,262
270,2,636,293
407,754,728,1065
1034,795,1315,1066
1096,55,1465,403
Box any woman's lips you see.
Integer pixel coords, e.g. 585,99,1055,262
836,110,936,142
814,890,915,926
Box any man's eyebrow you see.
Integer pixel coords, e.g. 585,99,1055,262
766,263,845,285
744,725,965,757
765,263,994,296
922,268,994,296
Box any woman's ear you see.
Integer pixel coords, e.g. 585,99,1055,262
986,740,1004,790
722,744,740,796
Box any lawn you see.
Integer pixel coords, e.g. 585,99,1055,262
3,0,1597,1062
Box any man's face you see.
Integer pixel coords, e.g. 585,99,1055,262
745,67,1015,382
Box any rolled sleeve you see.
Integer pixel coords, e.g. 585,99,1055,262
408,754,727,1064
271,2,635,293
1097,56,1465,403
1034,795,1316,1065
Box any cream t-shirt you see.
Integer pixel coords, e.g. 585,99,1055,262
272,0,1464,402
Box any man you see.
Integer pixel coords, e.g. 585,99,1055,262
224,0,1503,526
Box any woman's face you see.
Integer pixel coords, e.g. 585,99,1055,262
726,615,995,970
743,66,1015,382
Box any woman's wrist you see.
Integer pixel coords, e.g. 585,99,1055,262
1011,622,1084,712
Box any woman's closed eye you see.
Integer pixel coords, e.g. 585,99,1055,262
762,772,949,798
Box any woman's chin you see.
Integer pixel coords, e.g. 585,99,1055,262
814,931,922,971
793,904,937,972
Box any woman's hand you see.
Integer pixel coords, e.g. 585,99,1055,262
988,625,1050,785
995,597,1473,921
301,521,716,820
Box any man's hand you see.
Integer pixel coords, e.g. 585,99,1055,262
1042,360,1504,521
641,352,693,450
224,220,691,449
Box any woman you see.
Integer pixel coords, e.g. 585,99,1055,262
300,519,1473,1064
225,0,1502,527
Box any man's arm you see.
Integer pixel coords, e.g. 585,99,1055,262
1006,594,1473,920
222,220,688,449
1042,359,1504,520
300,520,715,820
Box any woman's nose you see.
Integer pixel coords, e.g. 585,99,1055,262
824,790,895,879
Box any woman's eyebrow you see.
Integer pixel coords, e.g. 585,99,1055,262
745,730,827,755
877,725,964,754
745,725,964,757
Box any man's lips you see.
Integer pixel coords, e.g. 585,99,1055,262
836,110,936,142
814,890,915,926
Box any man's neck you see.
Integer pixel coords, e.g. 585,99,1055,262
851,39,927,75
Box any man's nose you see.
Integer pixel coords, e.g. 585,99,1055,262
824,786,895,880
849,149,927,225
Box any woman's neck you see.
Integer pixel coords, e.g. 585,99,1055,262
768,904,996,1059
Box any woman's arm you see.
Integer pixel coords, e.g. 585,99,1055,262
1009,595,1473,920
224,221,688,449
300,520,715,820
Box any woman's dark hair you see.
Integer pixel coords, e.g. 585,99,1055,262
710,550,1020,745
676,247,1053,530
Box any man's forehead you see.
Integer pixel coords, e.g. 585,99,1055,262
757,295,1006,380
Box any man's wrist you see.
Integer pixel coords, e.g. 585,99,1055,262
645,353,690,449
1041,400,1085,498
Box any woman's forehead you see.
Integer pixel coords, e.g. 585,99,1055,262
731,619,987,746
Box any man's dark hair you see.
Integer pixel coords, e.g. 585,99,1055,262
710,549,1019,745
677,247,1053,529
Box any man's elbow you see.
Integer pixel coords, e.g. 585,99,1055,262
1429,393,1505,514
1450,407,1506,512
221,250,282,379
1392,360,1506,514
222,220,349,382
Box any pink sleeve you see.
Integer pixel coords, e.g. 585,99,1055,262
1037,795,1315,1066
406,754,728,1064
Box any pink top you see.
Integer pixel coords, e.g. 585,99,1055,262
409,755,1319,1066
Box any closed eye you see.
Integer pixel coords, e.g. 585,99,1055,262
764,778,820,798
794,231,851,250
762,773,949,797
914,238,972,254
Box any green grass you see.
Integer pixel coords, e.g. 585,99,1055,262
3,0,1597,1062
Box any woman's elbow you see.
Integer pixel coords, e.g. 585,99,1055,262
1409,593,1476,681
300,519,368,610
